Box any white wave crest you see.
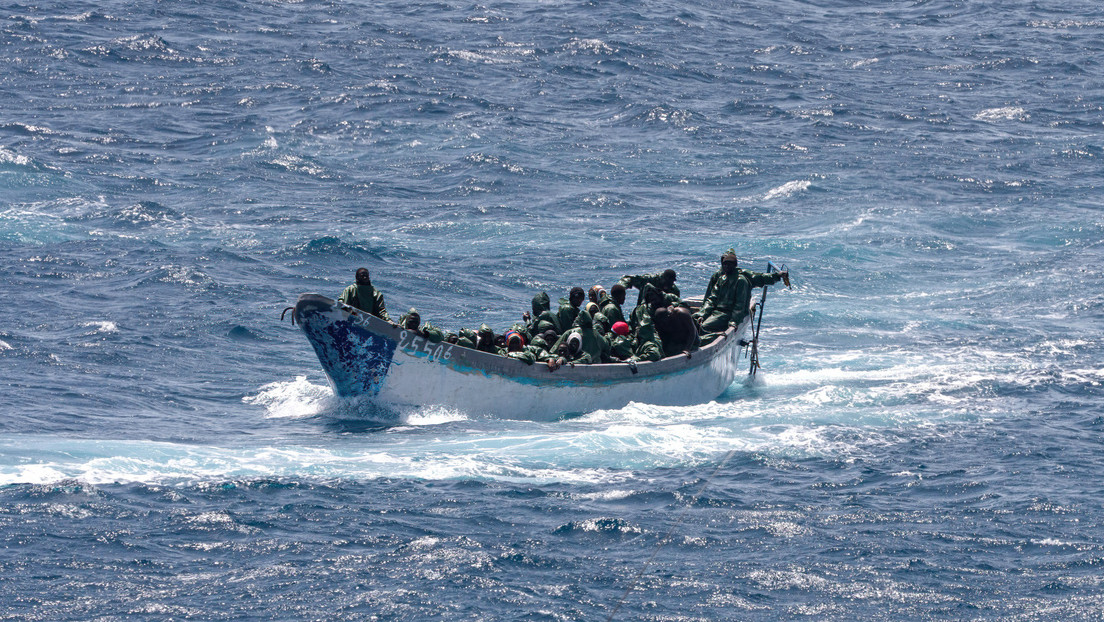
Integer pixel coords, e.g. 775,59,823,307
81,321,118,334
974,106,1028,122
244,376,334,419
764,180,811,200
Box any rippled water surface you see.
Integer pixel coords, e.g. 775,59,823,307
2,0,1103,619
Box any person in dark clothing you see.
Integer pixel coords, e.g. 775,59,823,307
522,292,559,339
654,305,698,356
339,268,391,321
629,283,668,332
554,287,586,334
620,269,680,306
475,324,500,354
696,250,787,332
598,284,627,327
398,308,445,343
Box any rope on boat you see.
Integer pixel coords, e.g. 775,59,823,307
605,448,739,622
281,306,296,325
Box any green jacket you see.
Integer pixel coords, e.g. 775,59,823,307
554,298,580,334
597,292,626,326
398,311,445,343
549,311,609,364
609,334,634,361
454,327,478,349
507,345,547,365
698,268,781,329
632,321,664,362
620,272,681,306
524,292,560,339
339,283,390,321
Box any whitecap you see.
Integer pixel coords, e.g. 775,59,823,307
0,147,32,167
243,376,334,419
81,321,118,334
565,38,615,55
974,106,1028,122
764,180,811,200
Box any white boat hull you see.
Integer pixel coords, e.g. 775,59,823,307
294,294,749,421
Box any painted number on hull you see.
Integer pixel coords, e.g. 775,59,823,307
398,330,454,363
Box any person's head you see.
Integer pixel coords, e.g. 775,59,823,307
585,302,600,317
532,292,550,315
569,287,585,308
644,284,665,309
541,329,559,344
588,285,606,305
611,321,630,337
476,324,495,351
567,332,583,356
721,249,738,274
403,308,421,330
355,268,371,285
505,330,525,352
446,333,459,344
661,269,677,290
611,283,626,306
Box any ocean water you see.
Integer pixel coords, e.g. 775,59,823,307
2,0,1103,619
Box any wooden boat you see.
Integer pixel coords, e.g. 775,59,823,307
291,293,752,421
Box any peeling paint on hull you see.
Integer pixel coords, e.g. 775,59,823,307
294,294,748,421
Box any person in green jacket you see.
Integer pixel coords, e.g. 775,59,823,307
624,284,667,362
554,287,586,334
522,292,559,340
339,268,391,321
628,283,667,333
546,308,610,369
695,250,787,333
399,308,445,343
608,321,634,361
620,269,680,306
631,318,664,362
598,283,628,326
475,324,501,354
503,330,547,365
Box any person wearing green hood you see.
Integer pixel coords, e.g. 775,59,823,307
450,327,479,349
631,315,664,362
399,308,445,343
475,324,501,354
619,269,680,306
628,283,668,333
339,268,391,322
522,292,559,340
696,249,787,333
625,283,667,362
546,306,610,368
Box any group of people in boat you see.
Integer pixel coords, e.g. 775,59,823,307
338,249,788,369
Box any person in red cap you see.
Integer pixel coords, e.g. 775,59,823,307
608,321,633,360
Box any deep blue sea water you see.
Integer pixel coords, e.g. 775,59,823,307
2,0,1103,619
